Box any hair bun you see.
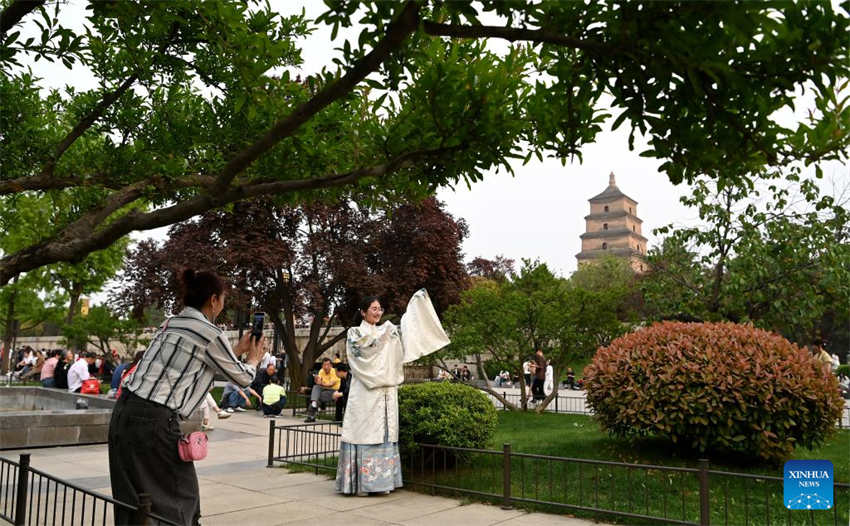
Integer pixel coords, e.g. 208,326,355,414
181,268,196,284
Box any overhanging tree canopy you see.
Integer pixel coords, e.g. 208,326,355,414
1,1,848,285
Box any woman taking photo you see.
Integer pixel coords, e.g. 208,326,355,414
335,289,450,496
109,269,264,525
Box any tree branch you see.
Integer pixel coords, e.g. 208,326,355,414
422,20,609,54
210,0,421,192
0,145,458,285
0,171,214,196
0,0,44,36
39,75,139,180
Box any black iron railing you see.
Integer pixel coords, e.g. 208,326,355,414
0,454,179,526
267,420,341,474
267,422,849,525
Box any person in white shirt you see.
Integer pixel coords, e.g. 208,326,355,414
68,352,95,393
259,350,275,370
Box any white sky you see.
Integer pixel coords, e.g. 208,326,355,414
15,1,848,289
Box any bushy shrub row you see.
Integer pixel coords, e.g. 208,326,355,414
584,321,843,461
398,381,497,454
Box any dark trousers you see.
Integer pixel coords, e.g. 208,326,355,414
334,397,347,421
262,399,286,416
108,391,200,526
531,378,545,401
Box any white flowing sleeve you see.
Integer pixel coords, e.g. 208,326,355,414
346,324,404,389
400,289,451,363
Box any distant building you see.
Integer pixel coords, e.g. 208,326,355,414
576,172,648,272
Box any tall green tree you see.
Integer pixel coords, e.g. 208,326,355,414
61,304,145,359
1,1,848,284
112,197,469,391
642,177,850,352
442,259,629,412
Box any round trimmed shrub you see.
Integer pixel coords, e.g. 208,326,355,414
398,381,497,454
584,321,844,461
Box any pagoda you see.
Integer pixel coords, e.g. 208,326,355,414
575,172,647,272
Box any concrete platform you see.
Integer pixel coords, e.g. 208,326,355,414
1,408,604,525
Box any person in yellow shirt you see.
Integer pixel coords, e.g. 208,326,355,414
261,376,287,417
305,358,340,422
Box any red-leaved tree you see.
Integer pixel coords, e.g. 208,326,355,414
112,197,468,390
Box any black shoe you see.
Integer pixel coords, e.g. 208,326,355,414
304,415,316,423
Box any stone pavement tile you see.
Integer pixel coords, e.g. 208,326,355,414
345,490,462,523
200,470,323,491
196,459,269,477
298,491,406,513
259,479,337,500
397,502,525,526
279,515,395,526
199,483,291,517
496,511,599,525
201,501,321,526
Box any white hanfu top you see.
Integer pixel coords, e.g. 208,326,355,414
340,289,450,445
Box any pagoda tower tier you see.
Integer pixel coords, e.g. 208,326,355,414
575,172,648,272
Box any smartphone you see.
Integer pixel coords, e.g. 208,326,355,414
250,311,265,342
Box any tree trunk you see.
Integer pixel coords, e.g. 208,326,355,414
1,280,17,374
517,372,529,411
66,282,83,324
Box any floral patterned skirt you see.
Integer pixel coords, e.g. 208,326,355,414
334,441,403,494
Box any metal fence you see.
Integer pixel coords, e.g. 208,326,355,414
267,422,849,526
266,420,341,474
487,390,592,415
0,454,179,526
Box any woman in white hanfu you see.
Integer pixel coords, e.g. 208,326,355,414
335,289,450,495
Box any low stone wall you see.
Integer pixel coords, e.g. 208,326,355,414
0,408,112,449
0,387,201,449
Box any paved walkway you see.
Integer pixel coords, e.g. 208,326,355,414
2,410,602,526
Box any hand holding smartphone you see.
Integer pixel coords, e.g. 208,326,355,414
250,311,265,342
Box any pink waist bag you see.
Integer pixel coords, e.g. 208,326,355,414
177,432,208,462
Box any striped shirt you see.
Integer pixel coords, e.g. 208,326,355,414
124,307,256,418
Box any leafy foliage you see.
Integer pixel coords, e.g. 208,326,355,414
1,1,848,283
441,260,631,411
641,177,850,354
398,381,497,455
585,321,844,461
60,305,145,359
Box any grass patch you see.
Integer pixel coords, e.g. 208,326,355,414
402,412,849,525
272,410,847,525
492,412,849,481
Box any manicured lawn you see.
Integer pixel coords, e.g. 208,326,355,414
491,411,849,482
277,409,848,525
402,412,849,525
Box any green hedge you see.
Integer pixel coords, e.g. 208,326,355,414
398,381,497,454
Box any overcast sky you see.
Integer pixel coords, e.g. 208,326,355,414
17,1,847,287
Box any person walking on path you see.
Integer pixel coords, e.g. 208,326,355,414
531,349,547,404
108,268,265,526
335,290,449,496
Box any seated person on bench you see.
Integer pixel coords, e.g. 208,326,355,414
304,358,339,422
